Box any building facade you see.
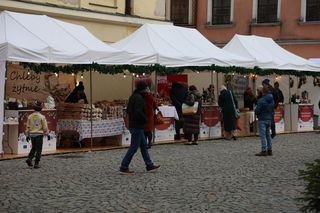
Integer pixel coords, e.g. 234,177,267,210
171,0,320,59
0,0,171,43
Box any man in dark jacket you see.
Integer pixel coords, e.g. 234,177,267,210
120,81,160,174
274,81,284,103
170,82,188,140
255,87,275,156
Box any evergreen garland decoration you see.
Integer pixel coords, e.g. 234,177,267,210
19,62,320,77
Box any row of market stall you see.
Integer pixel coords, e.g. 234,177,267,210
1,10,320,155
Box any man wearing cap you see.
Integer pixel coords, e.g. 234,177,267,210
262,79,278,138
119,81,160,174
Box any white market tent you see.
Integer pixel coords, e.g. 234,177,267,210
0,11,155,154
112,24,255,68
223,34,320,72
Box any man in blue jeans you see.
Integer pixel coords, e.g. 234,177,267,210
255,87,275,156
120,81,160,174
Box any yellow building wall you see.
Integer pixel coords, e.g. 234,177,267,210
133,0,166,20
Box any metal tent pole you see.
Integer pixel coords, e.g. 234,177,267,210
90,69,93,150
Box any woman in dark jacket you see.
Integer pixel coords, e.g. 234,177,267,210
141,88,158,149
218,85,238,140
243,87,257,110
183,85,202,145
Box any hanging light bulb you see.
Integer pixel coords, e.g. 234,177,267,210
196,71,200,74
123,73,126,78
142,73,145,76
55,72,58,77
136,74,139,78
27,71,30,75
81,73,84,79
71,73,75,76
132,73,135,76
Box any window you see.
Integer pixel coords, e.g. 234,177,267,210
306,0,320,21
212,0,231,24
257,0,278,23
171,0,189,24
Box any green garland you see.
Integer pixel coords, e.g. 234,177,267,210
19,62,320,77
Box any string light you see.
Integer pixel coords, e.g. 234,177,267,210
71,73,75,76
55,72,58,77
196,71,200,74
142,73,145,76
123,73,126,78
27,70,30,75
132,73,135,76
81,73,84,79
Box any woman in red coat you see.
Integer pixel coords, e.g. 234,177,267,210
142,88,158,149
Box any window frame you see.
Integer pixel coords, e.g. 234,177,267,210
207,0,234,25
301,0,320,22
167,0,193,25
252,0,281,24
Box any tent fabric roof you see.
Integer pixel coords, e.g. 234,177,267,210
112,24,255,68
0,11,154,64
223,34,320,72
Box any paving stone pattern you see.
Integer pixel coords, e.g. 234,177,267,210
1,132,320,213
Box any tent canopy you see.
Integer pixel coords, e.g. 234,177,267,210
0,10,154,64
223,34,320,72
112,24,255,68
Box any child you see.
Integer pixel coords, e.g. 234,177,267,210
25,101,50,168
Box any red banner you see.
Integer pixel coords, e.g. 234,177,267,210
201,105,221,127
157,74,188,98
298,105,313,122
274,104,284,123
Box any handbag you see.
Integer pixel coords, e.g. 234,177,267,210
154,111,165,125
182,102,199,115
230,91,240,119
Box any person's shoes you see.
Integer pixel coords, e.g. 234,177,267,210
120,168,134,174
26,159,33,167
271,133,276,139
192,141,198,145
33,164,40,169
255,151,268,156
174,135,181,140
147,144,152,149
147,165,160,172
232,136,237,141
184,142,192,145
267,150,273,156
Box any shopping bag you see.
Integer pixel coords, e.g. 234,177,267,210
154,111,165,125
182,102,199,115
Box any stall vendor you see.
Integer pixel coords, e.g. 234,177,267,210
243,87,257,110
65,81,88,104
203,84,216,104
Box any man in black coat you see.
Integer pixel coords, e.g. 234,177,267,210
170,82,188,140
120,81,160,174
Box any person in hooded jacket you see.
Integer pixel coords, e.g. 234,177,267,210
183,85,202,145
255,87,275,156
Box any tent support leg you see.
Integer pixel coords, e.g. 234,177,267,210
90,69,93,150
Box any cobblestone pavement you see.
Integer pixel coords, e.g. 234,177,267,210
1,132,320,213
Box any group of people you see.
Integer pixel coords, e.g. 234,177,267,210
24,78,284,171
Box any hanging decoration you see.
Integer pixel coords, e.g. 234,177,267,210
290,77,294,88
313,77,320,87
298,76,307,88
19,62,320,77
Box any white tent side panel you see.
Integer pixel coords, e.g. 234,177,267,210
0,62,5,154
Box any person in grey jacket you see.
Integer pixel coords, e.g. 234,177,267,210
255,87,275,156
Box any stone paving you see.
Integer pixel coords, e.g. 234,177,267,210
0,132,320,213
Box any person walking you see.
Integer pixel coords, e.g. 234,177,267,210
183,85,202,145
119,81,160,174
141,87,158,149
255,87,275,156
170,82,188,140
25,101,50,169
218,85,238,140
